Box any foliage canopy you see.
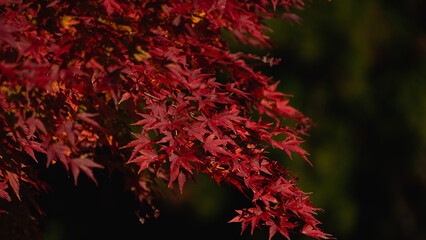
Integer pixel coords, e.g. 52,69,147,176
0,0,330,239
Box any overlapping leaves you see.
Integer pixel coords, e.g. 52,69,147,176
0,0,330,239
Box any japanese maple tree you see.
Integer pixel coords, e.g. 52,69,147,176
0,0,331,239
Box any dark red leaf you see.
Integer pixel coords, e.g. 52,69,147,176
6,171,20,201
103,0,122,15
77,113,103,129
0,181,11,202
301,224,333,239
71,154,104,185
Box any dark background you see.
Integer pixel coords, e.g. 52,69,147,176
2,0,426,239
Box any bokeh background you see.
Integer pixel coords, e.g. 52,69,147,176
2,1,425,240
263,0,426,239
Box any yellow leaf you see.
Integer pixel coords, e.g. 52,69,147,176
134,46,151,61
61,16,80,30
118,25,133,33
191,11,206,24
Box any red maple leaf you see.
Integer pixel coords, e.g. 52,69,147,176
301,224,333,239
127,149,158,174
203,134,232,157
71,154,104,185
0,181,11,202
103,0,122,15
6,171,20,201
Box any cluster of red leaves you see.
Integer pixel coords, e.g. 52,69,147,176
0,0,331,239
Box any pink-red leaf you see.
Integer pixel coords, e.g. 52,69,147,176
103,0,122,15
0,181,11,202
301,224,333,239
128,149,158,174
77,113,102,129
178,172,186,193
203,134,231,156
269,224,278,240
71,155,104,185
118,92,131,104
6,171,20,201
